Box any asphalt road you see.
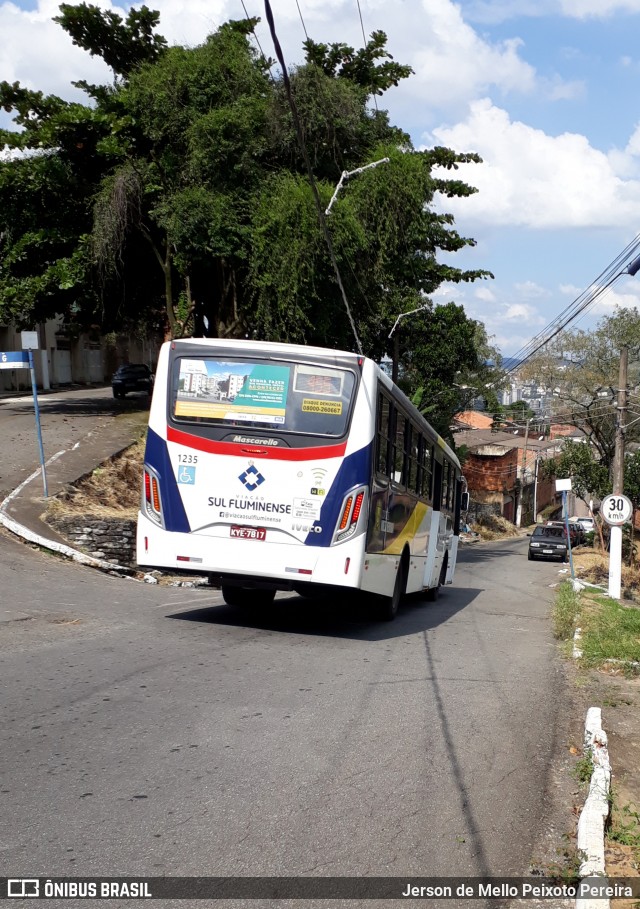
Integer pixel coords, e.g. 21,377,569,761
0,386,147,499
0,388,577,905
1,520,577,908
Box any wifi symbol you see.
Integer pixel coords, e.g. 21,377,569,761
312,468,327,484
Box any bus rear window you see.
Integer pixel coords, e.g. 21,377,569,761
171,357,356,437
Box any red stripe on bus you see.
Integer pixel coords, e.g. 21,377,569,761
167,426,347,461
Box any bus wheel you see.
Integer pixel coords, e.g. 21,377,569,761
221,586,275,609
425,555,447,602
378,559,406,621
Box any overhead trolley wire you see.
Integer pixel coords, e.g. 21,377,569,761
263,0,364,355
502,232,640,377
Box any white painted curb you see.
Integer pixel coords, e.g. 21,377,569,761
0,452,136,578
575,707,611,909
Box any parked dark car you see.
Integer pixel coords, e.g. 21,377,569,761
111,364,153,399
528,525,568,562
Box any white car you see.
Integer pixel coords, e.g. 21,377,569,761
576,517,595,533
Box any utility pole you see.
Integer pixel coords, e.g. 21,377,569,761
608,347,628,599
515,417,531,528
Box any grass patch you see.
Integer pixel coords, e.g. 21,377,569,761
573,751,594,784
578,592,640,672
553,581,640,673
553,582,582,641
608,794,640,867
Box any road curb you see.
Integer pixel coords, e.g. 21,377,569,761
575,707,611,909
0,454,136,578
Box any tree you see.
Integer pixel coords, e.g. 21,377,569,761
0,4,492,385
522,308,640,473
541,440,609,550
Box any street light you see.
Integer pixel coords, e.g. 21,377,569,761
388,304,428,383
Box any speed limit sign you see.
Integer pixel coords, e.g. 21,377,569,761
601,493,633,526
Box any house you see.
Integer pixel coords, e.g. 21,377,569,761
454,425,561,525
0,317,161,392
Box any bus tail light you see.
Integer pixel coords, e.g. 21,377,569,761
333,487,367,544
143,465,164,527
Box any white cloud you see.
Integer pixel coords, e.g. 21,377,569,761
474,287,496,302
589,282,640,314
559,283,583,296
503,302,545,323
559,0,640,18
430,99,640,229
403,0,536,111
513,281,548,298
0,0,110,99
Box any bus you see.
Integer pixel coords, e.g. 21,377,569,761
136,338,468,620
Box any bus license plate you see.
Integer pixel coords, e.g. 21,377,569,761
230,526,266,541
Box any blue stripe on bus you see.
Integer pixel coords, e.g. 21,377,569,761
305,442,373,547
145,428,191,533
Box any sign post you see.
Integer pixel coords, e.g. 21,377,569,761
0,340,48,497
555,478,575,581
602,493,633,599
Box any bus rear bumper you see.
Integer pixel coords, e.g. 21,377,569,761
136,513,365,589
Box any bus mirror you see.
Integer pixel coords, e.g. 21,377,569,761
461,491,469,511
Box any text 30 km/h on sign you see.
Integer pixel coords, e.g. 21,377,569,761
601,493,633,526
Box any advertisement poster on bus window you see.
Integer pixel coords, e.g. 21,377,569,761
175,359,290,424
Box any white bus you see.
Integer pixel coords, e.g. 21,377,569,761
137,338,467,620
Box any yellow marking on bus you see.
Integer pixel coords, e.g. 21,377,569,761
382,501,429,555
301,399,343,415
175,401,285,417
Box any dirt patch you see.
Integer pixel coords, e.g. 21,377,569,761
572,548,640,604
471,513,521,541
46,437,144,520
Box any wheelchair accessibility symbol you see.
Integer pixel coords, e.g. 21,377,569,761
178,466,196,485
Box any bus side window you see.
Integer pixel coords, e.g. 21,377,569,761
376,393,392,477
393,412,406,485
420,442,432,500
408,425,419,492
432,457,443,511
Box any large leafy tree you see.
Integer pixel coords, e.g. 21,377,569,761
0,2,492,380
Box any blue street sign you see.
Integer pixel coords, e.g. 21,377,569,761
0,351,30,369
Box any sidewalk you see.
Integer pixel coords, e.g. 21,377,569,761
0,406,148,548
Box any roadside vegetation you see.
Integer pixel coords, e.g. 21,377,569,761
46,437,144,520
552,580,640,674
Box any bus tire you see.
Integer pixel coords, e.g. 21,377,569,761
425,554,448,602
221,586,275,609
378,557,407,622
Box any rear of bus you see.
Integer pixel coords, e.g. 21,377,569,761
136,339,374,604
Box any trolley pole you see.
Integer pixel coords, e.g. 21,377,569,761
608,346,628,599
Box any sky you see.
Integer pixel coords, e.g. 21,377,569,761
3,0,640,358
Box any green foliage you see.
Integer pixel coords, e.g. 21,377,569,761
525,308,640,469
553,581,581,641
573,751,594,784
54,3,167,77
303,31,413,95
0,2,492,381
542,440,610,504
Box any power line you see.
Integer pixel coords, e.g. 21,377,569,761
502,233,640,376
354,0,378,111
295,0,309,40
239,0,276,80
